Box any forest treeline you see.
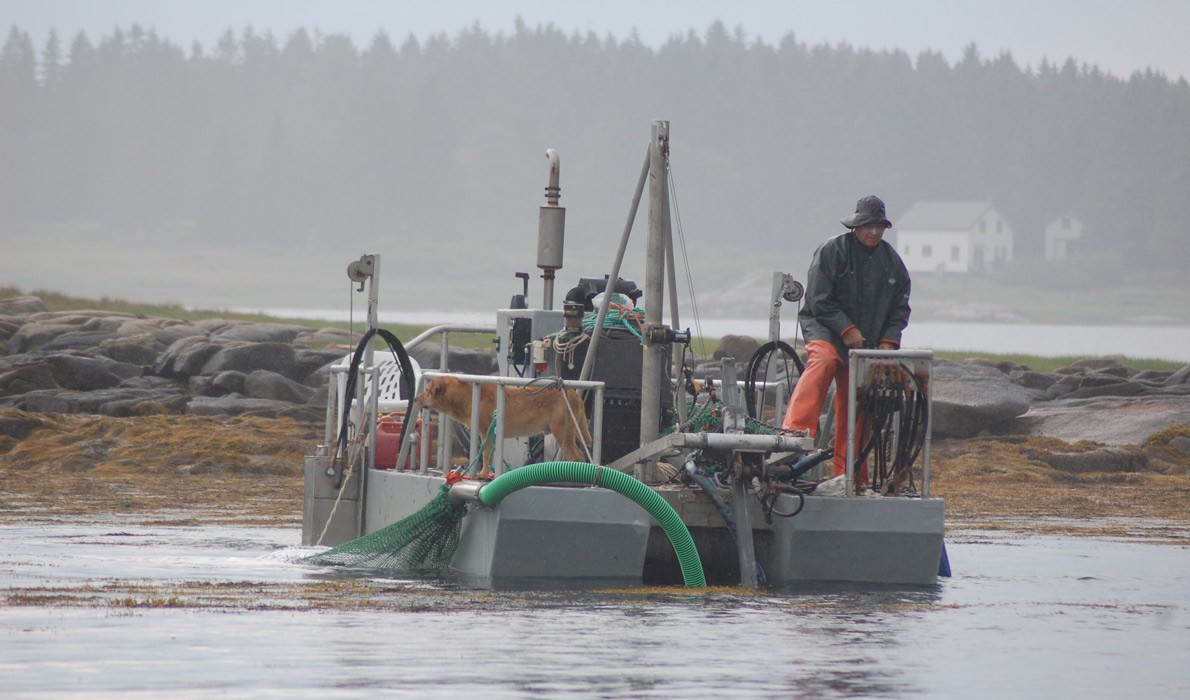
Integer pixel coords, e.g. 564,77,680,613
2,20,1188,282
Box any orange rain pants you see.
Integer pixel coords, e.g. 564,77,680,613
781,339,870,481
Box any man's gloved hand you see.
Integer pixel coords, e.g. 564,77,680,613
842,327,865,348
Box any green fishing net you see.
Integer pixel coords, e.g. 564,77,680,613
302,485,469,573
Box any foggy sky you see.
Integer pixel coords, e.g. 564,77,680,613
2,0,1189,324
5,0,1189,81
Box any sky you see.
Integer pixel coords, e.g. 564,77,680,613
3,0,1189,81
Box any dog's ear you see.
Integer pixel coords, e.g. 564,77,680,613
432,379,445,397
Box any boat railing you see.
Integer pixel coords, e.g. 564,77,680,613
405,323,498,362
403,370,606,476
846,349,934,497
322,324,497,471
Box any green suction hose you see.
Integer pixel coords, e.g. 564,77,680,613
470,462,706,588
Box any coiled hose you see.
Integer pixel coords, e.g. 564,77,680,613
470,462,706,588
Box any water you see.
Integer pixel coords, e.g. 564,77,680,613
2,519,1187,698
244,307,1190,363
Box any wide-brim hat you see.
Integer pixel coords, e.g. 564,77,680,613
841,195,892,229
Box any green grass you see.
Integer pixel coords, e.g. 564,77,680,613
931,350,1179,372
3,286,1182,370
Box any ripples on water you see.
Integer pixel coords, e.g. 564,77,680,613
1,520,1187,699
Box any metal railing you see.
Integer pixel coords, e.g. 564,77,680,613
401,371,606,476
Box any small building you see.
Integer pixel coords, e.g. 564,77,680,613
1044,213,1084,261
893,200,1014,273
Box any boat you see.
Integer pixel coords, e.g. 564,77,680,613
302,120,946,587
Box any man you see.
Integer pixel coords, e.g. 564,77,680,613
781,195,911,482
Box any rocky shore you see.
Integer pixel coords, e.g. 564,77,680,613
1,296,1187,539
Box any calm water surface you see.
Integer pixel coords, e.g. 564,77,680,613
1,519,1187,699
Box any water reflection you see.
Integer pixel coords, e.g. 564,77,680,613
1,519,1187,698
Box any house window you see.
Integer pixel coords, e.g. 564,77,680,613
922,245,933,257
902,244,911,255
951,246,960,261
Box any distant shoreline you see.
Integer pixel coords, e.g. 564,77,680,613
231,307,1190,363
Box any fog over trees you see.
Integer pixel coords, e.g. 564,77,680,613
1,21,1187,311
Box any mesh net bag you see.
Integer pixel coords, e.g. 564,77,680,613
302,485,469,573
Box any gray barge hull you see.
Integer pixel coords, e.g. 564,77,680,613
304,458,944,586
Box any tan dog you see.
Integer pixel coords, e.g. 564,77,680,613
414,375,593,478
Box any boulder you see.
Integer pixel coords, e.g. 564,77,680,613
0,364,59,396
154,336,223,379
210,370,247,396
244,370,316,404
1020,395,1190,445
1165,365,1190,386
19,390,71,413
930,360,1033,438
1009,369,1058,391
1061,358,1126,372
0,319,19,343
201,342,297,379
1045,374,1084,399
186,394,317,420
1064,381,1147,399
44,355,123,391
119,375,181,390
0,296,49,315
96,332,164,366
212,322,311,344
115,319,207,346
1130,369,1175,384
293,349,346,383
67,387,187,414
306,327,354,346
100,395,189,417
40,331,129,353
8,322,76,354
409,345,496,375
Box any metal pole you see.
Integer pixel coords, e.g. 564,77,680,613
663,180,686,426
579,147,651,385
470,383,482,473
359,255,380,536
639,120,669,457
494,385,506,475
768,271,785,344
720,359,758,588
847,350,858,496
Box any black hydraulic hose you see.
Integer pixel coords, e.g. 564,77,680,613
744,341,805,421
333,328,416,488
853,362,929,492
767,448,833,483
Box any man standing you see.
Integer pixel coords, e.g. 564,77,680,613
781,195,911,481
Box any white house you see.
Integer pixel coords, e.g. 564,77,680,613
1044,214,1084,261
892,201,1014,273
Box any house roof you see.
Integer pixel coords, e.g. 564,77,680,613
895,200,994,230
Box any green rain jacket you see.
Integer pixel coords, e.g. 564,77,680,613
797,231,912,359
